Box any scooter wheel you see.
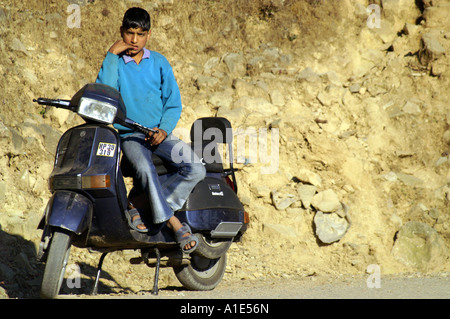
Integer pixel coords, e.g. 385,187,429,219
193,233,232,259
40,230,72,299
173,254,226,291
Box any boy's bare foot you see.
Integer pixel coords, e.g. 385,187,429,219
132,215,148,231
167,216,197,251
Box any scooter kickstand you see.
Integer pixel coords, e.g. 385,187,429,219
91,252,108,296
150,248,161,295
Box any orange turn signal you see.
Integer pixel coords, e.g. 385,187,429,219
244,211,250,224
81,175,111,189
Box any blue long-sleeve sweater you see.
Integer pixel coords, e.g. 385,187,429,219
96,49,182,136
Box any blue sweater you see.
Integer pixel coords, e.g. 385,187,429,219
96,49,182,136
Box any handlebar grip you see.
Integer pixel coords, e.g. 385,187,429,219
33,98,71,108
122,118,157,135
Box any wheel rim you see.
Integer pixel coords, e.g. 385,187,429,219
190,255,220,279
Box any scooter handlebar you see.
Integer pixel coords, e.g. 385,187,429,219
34,98,157,136
33,98,72,109
119,118,158,136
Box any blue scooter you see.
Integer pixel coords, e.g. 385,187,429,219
34,83,248,299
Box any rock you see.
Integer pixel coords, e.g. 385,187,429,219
269,90,285,107
232,79,268,98
314,211,350,244
271,188,297,210
317,85,345,107
158,14,174,29
0,121,12,141
402,101,421,114
430,58,448,77
419,33,446,66
207,91,233,110
419,0,448,8
423,4,450,28
204,57,220,72
296,67,320,83
392,221,448,271
223,52,246,75
10,128,25,156
10,38,31,57
381,0,420,22
251,184,271,198
383,171,398,182
348,83,361,93
0,286,7,299
443,130,450,145
232,96,278,117
194,75,219,90
40,123,62,152
402,23,420,36
293,168,322,187
311,189,342,213
396,172,424,186
296,184,316,209
45,105,71,127
320,71,342,87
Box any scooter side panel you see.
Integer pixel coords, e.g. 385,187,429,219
46,190,93,235
182,176,244,211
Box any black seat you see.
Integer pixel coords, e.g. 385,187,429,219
121,117,232,177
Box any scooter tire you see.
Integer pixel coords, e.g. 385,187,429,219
173,254,226,291
193,234,232,259
40,230,72,299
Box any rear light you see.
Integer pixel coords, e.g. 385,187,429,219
81,175,111,189
50,174,111,190
244,211,250,224
225,176,235,192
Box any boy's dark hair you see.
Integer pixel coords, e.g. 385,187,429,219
122,7,151,31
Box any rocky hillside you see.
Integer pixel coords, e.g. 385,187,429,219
0,0,449,297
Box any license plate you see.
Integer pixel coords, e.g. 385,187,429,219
96,142,116,157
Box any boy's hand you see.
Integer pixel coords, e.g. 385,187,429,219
146,128,167,146
108,40,135,55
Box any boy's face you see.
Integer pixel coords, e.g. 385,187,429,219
120,27,150,57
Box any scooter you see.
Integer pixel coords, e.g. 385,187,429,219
33,83,248,299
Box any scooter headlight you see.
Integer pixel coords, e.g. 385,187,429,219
78,97,117,124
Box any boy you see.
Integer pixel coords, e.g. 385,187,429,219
96,7,205,253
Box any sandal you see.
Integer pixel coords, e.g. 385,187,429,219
175,223,198,253
127,208,148,233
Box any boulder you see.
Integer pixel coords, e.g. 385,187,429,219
419,32,446,66
223,52,246,75
271,188,297,210
297,184,317,209
392,221,448,272
311,189,342,213
422,5,450,28
314,211,350,244
293,168,322,187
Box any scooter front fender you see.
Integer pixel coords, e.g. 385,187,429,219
43,190,93,235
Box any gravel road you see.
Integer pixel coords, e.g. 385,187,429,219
60,272,449,299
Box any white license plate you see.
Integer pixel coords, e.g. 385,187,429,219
96,142,116,157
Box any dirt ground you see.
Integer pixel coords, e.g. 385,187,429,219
57,272,449,299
